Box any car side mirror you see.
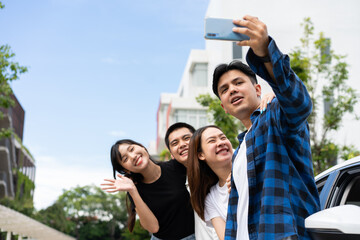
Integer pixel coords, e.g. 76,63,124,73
305,205,360,240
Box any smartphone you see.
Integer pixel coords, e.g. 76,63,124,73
204,17,250,41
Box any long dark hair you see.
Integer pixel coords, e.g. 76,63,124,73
110,139,157,232
187,125,220,220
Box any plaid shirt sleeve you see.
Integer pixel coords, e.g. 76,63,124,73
246,37,313,132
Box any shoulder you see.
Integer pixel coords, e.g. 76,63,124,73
251,98,281,128
205,184,218,205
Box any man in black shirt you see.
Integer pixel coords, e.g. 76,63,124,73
165,122,218,239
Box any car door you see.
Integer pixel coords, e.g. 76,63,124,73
305,160,360,240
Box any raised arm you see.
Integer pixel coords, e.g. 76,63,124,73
234,15,312,131
101,174,159,233
232,15,275,82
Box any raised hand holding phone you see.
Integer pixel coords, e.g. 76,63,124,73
232,15,270,58
204,17,250,41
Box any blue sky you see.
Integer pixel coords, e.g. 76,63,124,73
2,0,360,210
1,0,209,209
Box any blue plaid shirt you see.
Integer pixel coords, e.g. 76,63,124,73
225,38,320,240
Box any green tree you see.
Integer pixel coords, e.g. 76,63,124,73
35,185,127,240
0,2,28,139
290,18,359,174
196,93,244,149
121,220,151,240
35,202,76,235
159,148,171,161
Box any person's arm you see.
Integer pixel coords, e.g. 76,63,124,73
233,15,312,131
232,15,275,82
101,175,159,233
211,217,226,240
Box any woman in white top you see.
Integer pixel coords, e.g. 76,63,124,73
187,125,232,240
187,95,275,240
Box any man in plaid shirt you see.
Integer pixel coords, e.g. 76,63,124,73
212,16,320,240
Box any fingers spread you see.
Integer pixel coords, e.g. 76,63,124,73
101,183,115,187
105,189,118,193
102,179,115,183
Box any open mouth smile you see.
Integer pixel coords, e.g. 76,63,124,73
231,96,243,104
179,149,188,156
135,155,142,166
216,147,229,154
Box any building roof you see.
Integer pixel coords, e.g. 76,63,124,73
0,204,75,240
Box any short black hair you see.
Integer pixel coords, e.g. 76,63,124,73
165,122,195,150
212,60,257,98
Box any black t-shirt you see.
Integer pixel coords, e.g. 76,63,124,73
134,159,194,239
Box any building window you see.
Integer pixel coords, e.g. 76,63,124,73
233,42,242,59
174,109,208,128
191,63,208,87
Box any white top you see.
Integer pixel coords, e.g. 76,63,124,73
195,210,219,240
186,178,219,239
204,182,229,227
233,134,250,240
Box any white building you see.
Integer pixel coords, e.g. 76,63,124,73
154,0,267,153
152,0,360,155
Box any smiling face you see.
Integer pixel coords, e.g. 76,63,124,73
168,127,193,166
198,127,233,169
218,69,261,122
118,143,150,173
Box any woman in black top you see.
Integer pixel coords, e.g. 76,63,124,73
101,139,194,240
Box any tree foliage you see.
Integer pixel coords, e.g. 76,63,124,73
159,148,171,161
196,94,244,148
121,220,151,240
0,3,28,139
35,202,76,235
290,18,359,174
35,185,128,239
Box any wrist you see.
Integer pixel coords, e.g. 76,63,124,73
256,54,271,63
128,186,138,196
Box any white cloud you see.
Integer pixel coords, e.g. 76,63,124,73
34,155,113,210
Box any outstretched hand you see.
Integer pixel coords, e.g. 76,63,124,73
232,15,270,58
101,174,136,193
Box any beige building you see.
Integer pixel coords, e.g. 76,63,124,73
0,94,35,199
153,0,252,154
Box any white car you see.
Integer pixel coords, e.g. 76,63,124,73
305,156,360,240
